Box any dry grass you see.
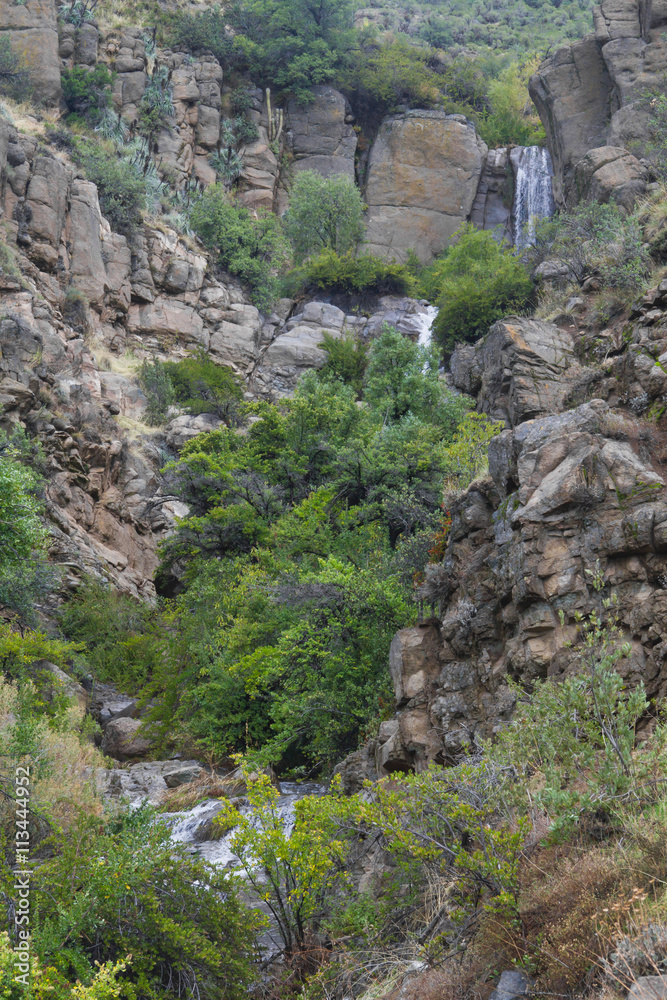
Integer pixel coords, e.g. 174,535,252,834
92,342,140,379
159,770,245,812
0,96,61,137
533,282,580,321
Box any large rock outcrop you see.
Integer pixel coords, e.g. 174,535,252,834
529,0,667,207
286,86,357,180
364,111,488,263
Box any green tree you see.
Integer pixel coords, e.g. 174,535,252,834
61,64,114,129
0,449,46,572
425,225,533,350
216,771,347,954
284,171,366,262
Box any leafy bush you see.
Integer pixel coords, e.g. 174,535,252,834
476,62,545,147
138,358,176,425
318,331,368,397
529,201,652,292
33,809,259,1000
284,170,366,262
0,34,32,102
189,185,291,310
164,354,246,424
0,447,45,571
75,143,147,237
340,34,442,124
169,7,241,71
425,225,533,350
61,65,115,129
288,248,416,297
59,578,158,692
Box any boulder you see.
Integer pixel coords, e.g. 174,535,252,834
101,717,154,762
0,0,61,104
627,978,667,1000
165,413,223,450
572,146,648,210
475,317,576,426
287,86,357,179
364,111,487,263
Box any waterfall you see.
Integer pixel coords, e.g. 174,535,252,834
510,146,555,248
416,304,439,348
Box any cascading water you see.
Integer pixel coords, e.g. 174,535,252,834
511,145,555,248
416,304,439,348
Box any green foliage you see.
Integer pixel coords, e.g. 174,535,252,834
136,64,174,142
339,34,441,122
442,411,506,486
287,249,416,297
0,34,32,102
529,201,652,292
58,579,157,692
476,62,546,147
138,358,176,426
216,771,346,954
364,324,469,428
61,65,115,129
491,563,662,836
318,331,368,397
148,340,472,769
0,932,128,999
32,809,259,1000
425,225,533,350
189,185,291,310
169,7,242,71
75,143,147,238
284,171,366,262
0,447,46,572
163,354,246,424
227,0,357,103
57,0,99,27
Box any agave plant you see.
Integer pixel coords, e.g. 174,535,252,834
57,0,98,26
95,109,129,145
209,147,244,187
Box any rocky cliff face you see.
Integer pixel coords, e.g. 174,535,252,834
529,0,667,207
348,306,667,782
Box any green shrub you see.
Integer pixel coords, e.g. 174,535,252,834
138,358,176,426
169,7,241,70
137,64,174,142
0,34,32,102
189,185,291,310
425,225,533,350
318,331,368,397
530,201,652,291
75,143,147,237
476,62,545,147
58,578,158,692
57,0,99,26
33,809,259,1000
289,248,416,297
61,64,115,128
284,170,366,262
339,34,442,123
164,354,246,425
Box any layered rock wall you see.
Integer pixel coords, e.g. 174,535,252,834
529,0,667,207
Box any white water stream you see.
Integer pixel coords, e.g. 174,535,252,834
163,780,328,869
416,304,439,349
511,145,556,248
